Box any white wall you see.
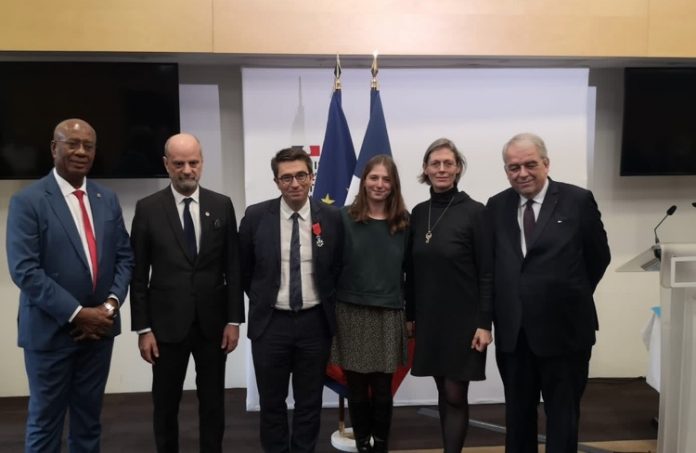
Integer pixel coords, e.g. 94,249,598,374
1,65,694,397
589,68,696,377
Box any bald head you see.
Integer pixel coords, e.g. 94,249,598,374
53,118,96,142
163,133,203,196
164,133,201,158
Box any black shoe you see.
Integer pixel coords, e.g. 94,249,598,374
372,437,387,453
355,437,373,453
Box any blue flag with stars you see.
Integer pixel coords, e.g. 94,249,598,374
312,90,356,207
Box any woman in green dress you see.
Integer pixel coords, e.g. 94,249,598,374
330,154,409,452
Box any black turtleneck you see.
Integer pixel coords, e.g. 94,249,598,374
430,186,459,207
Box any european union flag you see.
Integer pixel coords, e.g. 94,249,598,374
345,88,392,203
312,90,356,207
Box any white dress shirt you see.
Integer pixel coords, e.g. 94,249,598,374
276,197,320,310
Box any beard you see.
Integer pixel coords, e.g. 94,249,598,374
173,176,198,194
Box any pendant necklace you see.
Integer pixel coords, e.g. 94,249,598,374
425,195,455,244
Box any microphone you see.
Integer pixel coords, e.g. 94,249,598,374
653,205,677,259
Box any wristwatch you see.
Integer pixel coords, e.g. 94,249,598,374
104,301,117,317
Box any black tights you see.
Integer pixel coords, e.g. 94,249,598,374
434,377,470,453
345,370,393,448
345,370,393,405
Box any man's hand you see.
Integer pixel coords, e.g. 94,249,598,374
471,328,493,352
71,306,114,341
138,332,159,364
221,324,240,354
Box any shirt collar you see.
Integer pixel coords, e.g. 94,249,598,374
170,184,200,205
53,168,87,196
280,197,311,220
518,177,550,208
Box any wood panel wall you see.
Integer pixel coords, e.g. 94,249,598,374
1,0,694,58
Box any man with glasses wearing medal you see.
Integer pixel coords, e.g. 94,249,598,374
239,147,344,453
6,118,133,452
486,133,610,453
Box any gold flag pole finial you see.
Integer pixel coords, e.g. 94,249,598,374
334,54,342,91
371,50,379,90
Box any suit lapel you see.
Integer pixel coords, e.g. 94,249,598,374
503,190,524,260
268,198,282,272
197,188,215,259
44,175,90,271
161,188,196,265
309,199,322,267
528,179,559,249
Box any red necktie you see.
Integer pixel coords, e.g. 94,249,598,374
73,190,98,289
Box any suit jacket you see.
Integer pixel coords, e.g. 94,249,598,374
486,179,610,357
6,172,134,350
238,197,344,341
129,186,244,343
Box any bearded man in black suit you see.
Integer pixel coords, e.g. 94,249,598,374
486,133,610,453
130,133,244,453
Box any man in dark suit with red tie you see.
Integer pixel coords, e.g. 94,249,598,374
6,118,133,452
239,148,344,453
130,133,244,453
486,133,611,453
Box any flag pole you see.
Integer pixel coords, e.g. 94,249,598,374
334,54,342,91
370,50,379,90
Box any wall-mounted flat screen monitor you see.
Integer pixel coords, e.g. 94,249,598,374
621,67,696,176
0,61,180,179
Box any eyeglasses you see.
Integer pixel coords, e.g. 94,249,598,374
277,172,310,185
53,139,96,152
504,160,543,174
427,160,457,170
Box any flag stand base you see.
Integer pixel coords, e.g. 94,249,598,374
331,427,358,452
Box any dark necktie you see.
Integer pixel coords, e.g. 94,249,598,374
289,212,303,311
523,198,536,249
183,197,197,260
73,190,98,289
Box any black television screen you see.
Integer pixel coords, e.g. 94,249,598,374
621,68,696,176
0,62,180,179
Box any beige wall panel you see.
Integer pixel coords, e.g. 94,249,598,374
0,0,213,52
648,0,696,57
214,0,648,57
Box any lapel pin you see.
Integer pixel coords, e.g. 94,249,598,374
96,193,102,198
205,211,210,217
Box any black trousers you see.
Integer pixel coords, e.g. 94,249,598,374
151,323,227,453
496,331,591,453
252,307,332,453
